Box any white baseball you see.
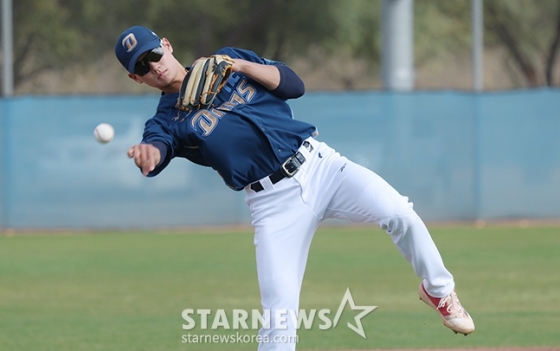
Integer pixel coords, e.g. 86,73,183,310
94,123,115,144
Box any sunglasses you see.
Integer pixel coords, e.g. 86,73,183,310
134,45,164,76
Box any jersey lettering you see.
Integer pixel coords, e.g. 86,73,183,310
235,78,256,102
229,93,245,106
190,78,257,136
190,110,219,136
217,101,237,112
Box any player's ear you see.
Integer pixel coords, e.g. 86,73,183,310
162,38,173,54
128,73,143,84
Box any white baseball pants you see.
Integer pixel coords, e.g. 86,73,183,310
244,137,454,351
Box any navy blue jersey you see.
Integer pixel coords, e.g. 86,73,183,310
141,47,317,190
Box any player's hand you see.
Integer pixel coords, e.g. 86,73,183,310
127,143,161,176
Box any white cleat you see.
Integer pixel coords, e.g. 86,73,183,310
418,282,475,335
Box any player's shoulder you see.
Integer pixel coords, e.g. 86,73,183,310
156,92,178,111
215,47,272,64
148,92,179,122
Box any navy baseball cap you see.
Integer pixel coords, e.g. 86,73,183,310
115,25,161,74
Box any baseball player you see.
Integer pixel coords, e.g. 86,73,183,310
115,25,474,350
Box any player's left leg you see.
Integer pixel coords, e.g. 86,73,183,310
313,152,474,335
290,140,455,298
294,140,474,334
324,161,454,296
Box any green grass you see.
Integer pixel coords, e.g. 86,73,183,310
1,225,559,350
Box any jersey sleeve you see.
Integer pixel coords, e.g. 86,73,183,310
215,47,304,99
215,47,282,66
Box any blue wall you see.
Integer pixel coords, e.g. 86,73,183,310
0,90,559,229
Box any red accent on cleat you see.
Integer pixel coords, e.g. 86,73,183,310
418,282,475,335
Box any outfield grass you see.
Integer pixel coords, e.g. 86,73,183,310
0,225,559,350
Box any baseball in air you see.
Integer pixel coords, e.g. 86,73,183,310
93,123,115,144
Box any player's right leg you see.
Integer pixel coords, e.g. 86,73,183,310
245,172,321,351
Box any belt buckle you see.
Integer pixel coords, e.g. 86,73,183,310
281,155,300,177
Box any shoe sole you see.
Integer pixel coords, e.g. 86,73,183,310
418,284,474,336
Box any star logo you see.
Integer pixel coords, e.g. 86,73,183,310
332,288,377,338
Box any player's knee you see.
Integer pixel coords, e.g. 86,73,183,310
380,213,422,237
260,281,300,308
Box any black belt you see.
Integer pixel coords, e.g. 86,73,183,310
250,141,313,192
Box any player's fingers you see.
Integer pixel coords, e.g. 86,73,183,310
127,146,136,158
129,146,146,169
140,158,155,176
139,145,157,176
128,144,158,176
136,146,148,174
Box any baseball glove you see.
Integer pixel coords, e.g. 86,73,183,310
176,54,235,111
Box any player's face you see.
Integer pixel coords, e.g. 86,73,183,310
134,44,164,77
129,39,183,92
